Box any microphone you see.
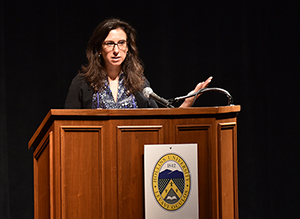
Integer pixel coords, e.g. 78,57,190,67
143,87,174,108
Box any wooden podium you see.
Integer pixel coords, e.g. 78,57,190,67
28,106,240,219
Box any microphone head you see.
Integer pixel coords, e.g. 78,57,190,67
143,87,153,98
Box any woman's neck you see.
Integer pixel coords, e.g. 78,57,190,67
106,65,121,80
106,66,121,103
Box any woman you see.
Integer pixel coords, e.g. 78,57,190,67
64,18,212,109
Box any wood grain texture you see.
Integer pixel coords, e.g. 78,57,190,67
29,106,240,219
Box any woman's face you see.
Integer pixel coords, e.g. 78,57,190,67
100,28,128,69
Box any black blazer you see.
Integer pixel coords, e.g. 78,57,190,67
64,74,158,109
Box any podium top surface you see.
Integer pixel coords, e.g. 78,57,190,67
28,105,240,149
45,105,240,116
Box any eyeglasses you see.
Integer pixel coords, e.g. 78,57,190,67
103,40,127,51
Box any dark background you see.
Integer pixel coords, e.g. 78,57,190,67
1,0,299,218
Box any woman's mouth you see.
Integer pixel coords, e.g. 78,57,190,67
112,56,120,60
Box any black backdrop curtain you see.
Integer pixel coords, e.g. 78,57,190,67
1,0,10,217
1,0,299,218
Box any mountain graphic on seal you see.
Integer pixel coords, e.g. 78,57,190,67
158,169,184,179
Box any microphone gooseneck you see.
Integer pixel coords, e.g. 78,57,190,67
170,87,234,106
143,87,234,108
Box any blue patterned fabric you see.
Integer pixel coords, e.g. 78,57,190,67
92,73,137,109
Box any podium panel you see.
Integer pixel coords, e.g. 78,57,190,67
29,106,240,219
60,126,103,218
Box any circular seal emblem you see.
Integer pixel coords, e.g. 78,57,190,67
152,153,191,211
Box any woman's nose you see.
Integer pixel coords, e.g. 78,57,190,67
113,44,119,53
